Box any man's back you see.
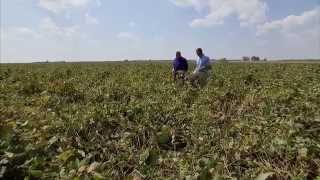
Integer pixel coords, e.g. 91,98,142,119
173,57,188,72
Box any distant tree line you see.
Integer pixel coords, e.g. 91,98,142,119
242,56,267,62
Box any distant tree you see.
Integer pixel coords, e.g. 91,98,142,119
242,56,250,61
218,58,228,63
251,56,260,61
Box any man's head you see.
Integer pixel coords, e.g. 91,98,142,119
176,51,182,58
196,48,203,57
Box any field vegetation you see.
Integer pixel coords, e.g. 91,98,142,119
0,62,319,179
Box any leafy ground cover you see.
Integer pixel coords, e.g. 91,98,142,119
0,62,319,179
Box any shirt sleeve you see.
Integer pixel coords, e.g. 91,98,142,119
173,60,177,71
185,59,188,71
206,56,210,65
194,59,200,73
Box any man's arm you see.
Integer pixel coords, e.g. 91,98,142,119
185,59,189,71
193,59,200,74
173,60,177,81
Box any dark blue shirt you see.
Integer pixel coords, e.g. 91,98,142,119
173,57,188,72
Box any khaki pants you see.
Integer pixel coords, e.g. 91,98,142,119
189,71,211,87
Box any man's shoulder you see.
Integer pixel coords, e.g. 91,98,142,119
200,55,210,61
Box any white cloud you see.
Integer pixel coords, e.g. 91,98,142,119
255,7,320,59
1,17,90,62
1,27,42,40
257,6,320,36
169,0,206,11
171,0,268,27
128,21,137,27
39,0,91,13
95,0,102,7
2,17,84,40
40,17,81,38
85,13,99,25
117,32,139,41
12,27,42,39
1,17,83,41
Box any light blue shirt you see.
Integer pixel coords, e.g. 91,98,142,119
194,55,211,73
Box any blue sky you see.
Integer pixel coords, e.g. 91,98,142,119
1,0,319,63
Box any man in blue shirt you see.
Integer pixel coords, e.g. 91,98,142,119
172,51,188,81
189,48,213,87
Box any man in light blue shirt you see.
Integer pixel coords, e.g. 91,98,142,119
194,48,211,73
189,48,213,87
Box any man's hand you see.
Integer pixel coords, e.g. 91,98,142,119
173,70,177,81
